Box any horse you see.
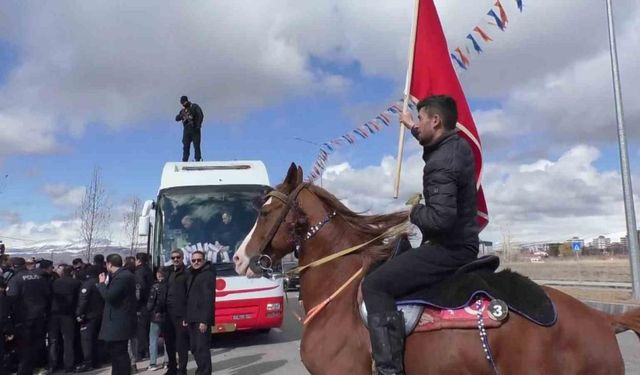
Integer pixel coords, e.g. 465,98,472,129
233,163,640,374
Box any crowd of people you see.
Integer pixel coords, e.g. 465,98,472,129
0,249,216,375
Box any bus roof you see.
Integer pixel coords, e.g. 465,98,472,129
160,161,270,191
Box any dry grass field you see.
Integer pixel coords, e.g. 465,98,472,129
500,257,637,303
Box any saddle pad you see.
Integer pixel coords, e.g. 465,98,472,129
415,297,503,333
398,269,557,326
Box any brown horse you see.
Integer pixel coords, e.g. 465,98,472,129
234,163,640,374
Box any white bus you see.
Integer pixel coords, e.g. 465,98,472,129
139,161,284,333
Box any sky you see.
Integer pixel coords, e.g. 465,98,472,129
0,0,639,248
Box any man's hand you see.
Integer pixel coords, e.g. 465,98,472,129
400,112,414,130
98,272,107,284
405,193,422,206
199,323,207,333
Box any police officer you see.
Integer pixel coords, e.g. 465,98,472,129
133,253,153,361
175,95,204,162
6,257,52,375
75,265,105,372
0,277,11,375
49,264,82,373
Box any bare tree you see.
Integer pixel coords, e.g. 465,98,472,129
78,167,111,262
123,196,142,256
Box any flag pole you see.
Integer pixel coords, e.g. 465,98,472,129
606,0,640,299
394,0,421,199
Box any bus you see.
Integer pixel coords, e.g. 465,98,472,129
138,161,284,333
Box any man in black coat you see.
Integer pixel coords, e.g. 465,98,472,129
164,249,189,375
362,95,480,375
175,95,204,162
133,253,153,361
184,251,215,375
6,257,52,375
75,265,105,372
97,254,137,375
48,264,82,373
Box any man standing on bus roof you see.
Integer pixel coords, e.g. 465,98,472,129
175,95,204,162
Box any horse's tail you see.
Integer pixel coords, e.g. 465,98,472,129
611,307,640,335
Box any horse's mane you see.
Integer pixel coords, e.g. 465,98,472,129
306,184,410,265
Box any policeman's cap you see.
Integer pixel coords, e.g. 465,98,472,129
10,257,26,267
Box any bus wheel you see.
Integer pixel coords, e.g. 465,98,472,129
257,328,270,334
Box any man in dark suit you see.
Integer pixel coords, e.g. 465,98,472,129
97,254,137,375
184,251,215,375
175,95,204,162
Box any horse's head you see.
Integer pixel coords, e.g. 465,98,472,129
233,162,308,276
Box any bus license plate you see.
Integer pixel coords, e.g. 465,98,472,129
213,323,237,333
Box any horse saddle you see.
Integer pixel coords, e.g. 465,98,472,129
359,240,557,336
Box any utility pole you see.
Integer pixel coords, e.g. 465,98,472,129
606,0,640,299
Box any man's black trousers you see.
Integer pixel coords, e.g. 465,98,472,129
362,243,478,314
164,314,189,374
182,126,202,162
135,311,150,360
48,315,76,371
107,340,130,375
79,317,101,367
15,319,46,375
189,323,212,375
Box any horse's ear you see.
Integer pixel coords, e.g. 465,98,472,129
283,162,298,187
296,166,304,185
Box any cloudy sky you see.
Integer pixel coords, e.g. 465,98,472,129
0,0,639,248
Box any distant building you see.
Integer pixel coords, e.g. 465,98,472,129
621,230,640,252
589,235,611,251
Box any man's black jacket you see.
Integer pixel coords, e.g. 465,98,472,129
134,264,153,312
51,275,82,316
76,276,104,320
409,131,480,249
185,262,216,326
147,279,167,323
166,265,188,318
6,268,52,321
175,103,204,129
97,268,137,342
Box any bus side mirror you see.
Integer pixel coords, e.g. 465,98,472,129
139,216,150,236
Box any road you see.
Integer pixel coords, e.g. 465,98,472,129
89,292,640,374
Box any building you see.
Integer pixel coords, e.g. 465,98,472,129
621,230,640,252
590,235,611,251
479,240,493,256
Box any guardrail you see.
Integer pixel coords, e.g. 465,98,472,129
534,279,632,289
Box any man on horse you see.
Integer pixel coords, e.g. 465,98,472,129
362,95,480,375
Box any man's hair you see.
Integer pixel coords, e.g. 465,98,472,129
93,254,105,265
180,95,189,104
416,95,458,131
60,264,73,277
106,254,123,268
171,249,184,257
39,259,53,269
191,250,205,259
135,252,149,264
72,258,83,266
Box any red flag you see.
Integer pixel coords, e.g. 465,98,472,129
408,0,489,229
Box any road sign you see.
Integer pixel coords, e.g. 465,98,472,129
571,241,583,252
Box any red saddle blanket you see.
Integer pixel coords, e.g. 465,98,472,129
415,297,503,333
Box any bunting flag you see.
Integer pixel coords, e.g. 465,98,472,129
306,100,416,182
409,0,488,229
450,0,525,71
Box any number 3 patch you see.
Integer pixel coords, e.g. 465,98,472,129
488,299,509,321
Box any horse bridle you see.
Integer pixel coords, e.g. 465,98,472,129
248,182,309,273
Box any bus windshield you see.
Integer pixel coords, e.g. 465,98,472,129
155,185,269,275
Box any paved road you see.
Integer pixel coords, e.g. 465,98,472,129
88,292,640,374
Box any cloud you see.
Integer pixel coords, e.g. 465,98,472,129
1,0,636,159
319,144,637,244
43,184,85,208
0,210,21,225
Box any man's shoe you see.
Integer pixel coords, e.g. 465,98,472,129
367,311,406,375
74,364,92,373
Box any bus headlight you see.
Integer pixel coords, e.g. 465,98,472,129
266,303,282,311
